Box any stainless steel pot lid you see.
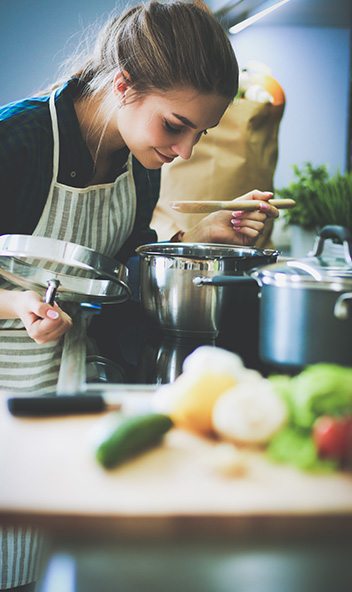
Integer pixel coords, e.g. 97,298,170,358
251,259,352,290
0,235,131,303
136,243,279,260
251,225,352,290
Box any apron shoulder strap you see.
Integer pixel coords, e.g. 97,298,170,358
49,91,60,184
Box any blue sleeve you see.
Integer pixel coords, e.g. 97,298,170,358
0,100,52,235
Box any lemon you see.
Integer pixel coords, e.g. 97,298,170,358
170,371,237,435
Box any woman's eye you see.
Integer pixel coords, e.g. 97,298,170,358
164,119,181,134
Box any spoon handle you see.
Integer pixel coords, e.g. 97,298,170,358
170,198,296,214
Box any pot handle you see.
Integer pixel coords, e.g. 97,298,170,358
309,225,352,266
193,275,255,287
334,292,352,320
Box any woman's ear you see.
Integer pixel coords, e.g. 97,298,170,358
113,70,132,100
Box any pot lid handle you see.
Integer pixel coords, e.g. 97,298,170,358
334,292,352,320
309,225,352,266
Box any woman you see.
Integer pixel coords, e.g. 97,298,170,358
0,2,278,588
0,0,278,386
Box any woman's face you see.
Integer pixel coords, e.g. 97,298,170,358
115,86,229,169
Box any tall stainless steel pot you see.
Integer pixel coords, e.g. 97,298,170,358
136,243,279,338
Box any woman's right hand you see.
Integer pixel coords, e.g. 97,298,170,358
3,290,73,344
181,190,279,247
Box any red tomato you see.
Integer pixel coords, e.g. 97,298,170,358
313,416,352,462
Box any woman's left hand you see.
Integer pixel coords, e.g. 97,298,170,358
182,190,279,246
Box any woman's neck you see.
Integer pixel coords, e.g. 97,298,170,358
74,94,126,160
74,95,128,185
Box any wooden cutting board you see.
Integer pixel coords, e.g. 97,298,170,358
1,393,352,540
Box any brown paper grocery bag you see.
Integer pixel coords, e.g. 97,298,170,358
151,98,285,248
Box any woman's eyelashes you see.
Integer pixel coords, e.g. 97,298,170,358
163,119,208,136
164,119,181,134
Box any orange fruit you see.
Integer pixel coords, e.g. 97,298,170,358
249,72,285,105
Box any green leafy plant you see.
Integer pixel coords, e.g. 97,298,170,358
276,162,352,231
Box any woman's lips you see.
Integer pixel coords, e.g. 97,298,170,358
154,148,176,164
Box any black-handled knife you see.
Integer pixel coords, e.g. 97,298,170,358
7,386,156,417
7,394,121,417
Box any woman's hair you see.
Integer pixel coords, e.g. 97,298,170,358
53,0,239,103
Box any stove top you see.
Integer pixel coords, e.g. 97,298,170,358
88,299,299,386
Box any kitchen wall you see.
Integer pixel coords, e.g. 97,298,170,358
1,1,350,248
0,0,120,103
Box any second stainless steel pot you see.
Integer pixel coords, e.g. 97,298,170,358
252,225,352,368
253,268,352,368
136,243,279,338
195,226,352,369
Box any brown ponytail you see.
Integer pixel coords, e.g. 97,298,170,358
51,1,238,103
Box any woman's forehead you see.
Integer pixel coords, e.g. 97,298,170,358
143,87,229,128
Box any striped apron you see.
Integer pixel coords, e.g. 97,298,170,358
0,90,136,395
0,91,136,589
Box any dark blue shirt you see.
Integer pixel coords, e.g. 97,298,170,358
0,79,160,263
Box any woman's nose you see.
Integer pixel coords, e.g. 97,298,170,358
171,137,195,160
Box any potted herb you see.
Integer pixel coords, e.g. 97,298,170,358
276,162,352,256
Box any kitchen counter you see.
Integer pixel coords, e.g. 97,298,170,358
1,389,352,592
1,390,352,539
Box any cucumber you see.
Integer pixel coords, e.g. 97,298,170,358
96,412,173,469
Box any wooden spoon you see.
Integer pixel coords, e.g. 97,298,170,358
169,198,296,214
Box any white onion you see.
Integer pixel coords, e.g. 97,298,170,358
212,379,288,444
182,345,244,378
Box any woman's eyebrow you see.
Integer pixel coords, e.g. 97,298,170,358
172,113,197,129
172,113,220,130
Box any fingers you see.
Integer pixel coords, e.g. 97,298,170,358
18,291,73,344
190,211,261,246
28,307,73,344
231,209,269,238
256,201,279,219
235,190,279,220
230,188,280,237
238,189,273,202
182,198,275,247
